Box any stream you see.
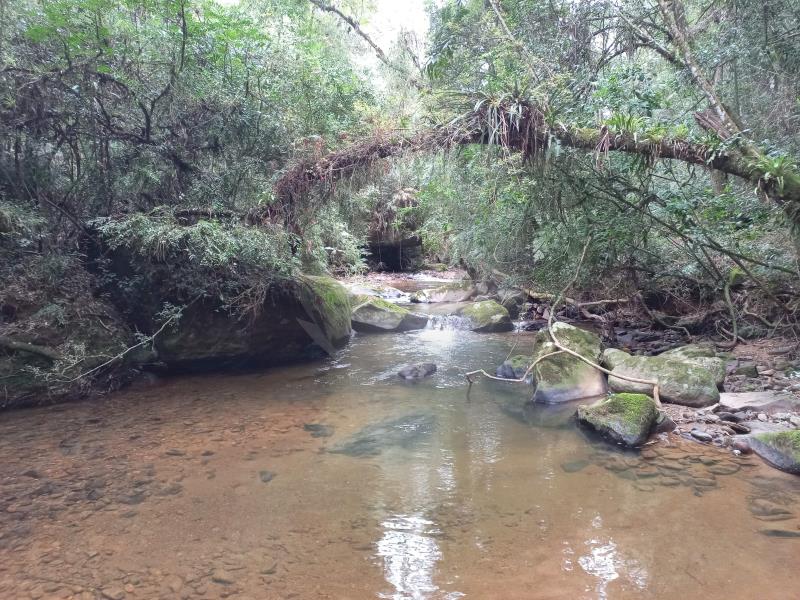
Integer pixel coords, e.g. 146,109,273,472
1,292,799,599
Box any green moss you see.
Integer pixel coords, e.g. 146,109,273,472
459,300,512,332
509,355,532,370
604,393,656,427
354,296,407,315
577,393,658,447
299,275,352,342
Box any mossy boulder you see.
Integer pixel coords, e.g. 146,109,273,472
748,431,800,474
606,349,720,407
351,297,428,333
601,348,630,370
413,281,475,303
659,344,727,387
458,300,513,332
577,393,659,447
156,275,351,369
531,322,606,404
496,354,533,380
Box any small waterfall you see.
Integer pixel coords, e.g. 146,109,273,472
425,314,472,331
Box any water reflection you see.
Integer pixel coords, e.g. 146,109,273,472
376,513,454,600
576,537,648,599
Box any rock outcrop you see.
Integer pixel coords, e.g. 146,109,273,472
530,323,606,404
156,275,352,369
577,393,659,447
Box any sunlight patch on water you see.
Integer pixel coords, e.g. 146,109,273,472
376,514,462,600
577,537,648,599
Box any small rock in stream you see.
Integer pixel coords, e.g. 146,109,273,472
211,569,235,585
398,363,437,380
690,429,713,443
561,459,590,473
759,529,800,538
303,423,334,438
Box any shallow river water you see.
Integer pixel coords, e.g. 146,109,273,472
1,315,799,599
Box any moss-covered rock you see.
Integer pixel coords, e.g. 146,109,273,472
156,275,351,369
530,322,606,404
601,348,630,370
458,300,513,332
577,393,659,447
607,350,720,407
659,344,727,386
413,281,475,303
300,275,352,345
749,431,800,474
496,354,533,380
351,297,428,333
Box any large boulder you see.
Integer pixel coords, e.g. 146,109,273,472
577,393,659,447
748,431,800,474
351,297,428,333
156,275,351,369
411,281,475,303
458,300,513,332
658,344,727,387
604,348,720,407
530,322,606,404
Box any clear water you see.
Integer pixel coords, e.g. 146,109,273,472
1,324,799,600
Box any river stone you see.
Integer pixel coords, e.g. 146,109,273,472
748,430,800,474
719,391,799,413
398,363,437,380
496,355,533,380
577,393,659,447
351,297,428,333
155,275,351,369
531,322,606,404
327,413,435,457
606,349,719,407
458,300,513,332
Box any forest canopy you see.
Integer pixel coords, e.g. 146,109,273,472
1,0,800,402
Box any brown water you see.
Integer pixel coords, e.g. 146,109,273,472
1,323,799,600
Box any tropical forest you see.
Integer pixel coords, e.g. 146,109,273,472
1,0,800,598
